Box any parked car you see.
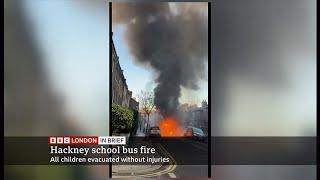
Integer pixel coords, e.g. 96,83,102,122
147,126,161,137
184,126,206,142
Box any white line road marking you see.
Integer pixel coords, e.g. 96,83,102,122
168,172,177,178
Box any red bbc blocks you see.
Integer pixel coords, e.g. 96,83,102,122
48,136,98,145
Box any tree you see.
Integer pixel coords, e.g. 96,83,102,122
138,90,155,132
111,104,134,134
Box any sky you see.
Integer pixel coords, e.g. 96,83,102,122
112,26,155,97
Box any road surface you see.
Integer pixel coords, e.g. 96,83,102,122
112,137,209,178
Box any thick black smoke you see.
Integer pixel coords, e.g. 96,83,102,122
113,3,208,116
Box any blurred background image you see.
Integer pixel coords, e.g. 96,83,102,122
212,0,316,137
4,0,109,136
211,0,316,136
212,0,316,179
5,0,109,179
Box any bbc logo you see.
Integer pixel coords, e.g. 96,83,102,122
49,136,70,144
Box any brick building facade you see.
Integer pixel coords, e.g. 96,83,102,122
111,35,139,111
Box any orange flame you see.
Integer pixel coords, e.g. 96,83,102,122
158,117,185,137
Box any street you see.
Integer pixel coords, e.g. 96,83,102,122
112,133,208,178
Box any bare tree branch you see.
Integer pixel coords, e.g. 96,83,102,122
138,90,155,131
